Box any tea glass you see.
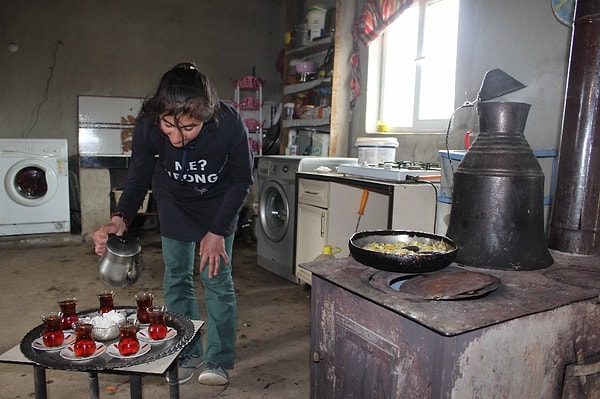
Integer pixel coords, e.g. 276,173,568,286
117,321,140,356
134,292,154,324
97,290,115,314
41,312,65,347
73,322,96,358
147,306,168,340
58,298,79,330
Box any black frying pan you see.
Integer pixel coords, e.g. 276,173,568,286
349,230,457,273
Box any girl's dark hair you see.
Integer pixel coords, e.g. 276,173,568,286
141,62,219,125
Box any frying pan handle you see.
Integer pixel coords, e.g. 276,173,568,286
358,190,369,215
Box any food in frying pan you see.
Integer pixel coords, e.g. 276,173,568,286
362,239,452,255
349,230,457,272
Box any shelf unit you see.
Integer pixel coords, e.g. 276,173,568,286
234,76,263,156
277,0,354,156
280,35,334,154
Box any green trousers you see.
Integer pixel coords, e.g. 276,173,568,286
161,234,237,369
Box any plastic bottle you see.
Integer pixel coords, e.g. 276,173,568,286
313,244,341,261
286,129,297,155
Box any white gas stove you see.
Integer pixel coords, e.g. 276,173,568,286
338,161,441,182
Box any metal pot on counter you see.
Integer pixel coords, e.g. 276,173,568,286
98,235,141,287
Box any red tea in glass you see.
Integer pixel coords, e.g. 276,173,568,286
73,323,96,358
134,292,154,324
58,298,79,330
41,312,65,347
118,322,140,356
147,306,168,340
97,291,115,314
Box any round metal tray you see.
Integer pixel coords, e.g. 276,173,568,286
20,307,196,371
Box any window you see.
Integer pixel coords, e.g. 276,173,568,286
366,0,460,133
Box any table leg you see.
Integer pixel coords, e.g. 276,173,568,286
33,365,47,399
88,372,100,399
130,375,142,399
167,361,180,399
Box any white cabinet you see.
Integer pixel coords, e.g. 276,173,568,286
295,177,388,285
295,202,329,284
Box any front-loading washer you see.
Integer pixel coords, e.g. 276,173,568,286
256,155,358,283
0,139,70,236
256,155,305,283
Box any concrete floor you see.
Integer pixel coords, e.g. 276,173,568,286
0,229,311,398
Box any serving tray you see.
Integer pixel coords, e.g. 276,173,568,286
20,307,195,371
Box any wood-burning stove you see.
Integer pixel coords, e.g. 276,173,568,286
304,251,600,398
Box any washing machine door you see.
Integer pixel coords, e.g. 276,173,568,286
259,180,290,242
5,159,58,206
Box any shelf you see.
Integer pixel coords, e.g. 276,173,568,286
284,78,332,95
282,118,330,128
287,35,333,58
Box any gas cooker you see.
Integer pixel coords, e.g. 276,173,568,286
338,161,441,182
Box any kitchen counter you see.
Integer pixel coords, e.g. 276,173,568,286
302,250,600,336
297,171,438,194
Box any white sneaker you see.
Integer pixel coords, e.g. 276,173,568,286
166,355,203,384
198,362,229,386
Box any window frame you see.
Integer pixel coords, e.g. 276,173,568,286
365,0,459,134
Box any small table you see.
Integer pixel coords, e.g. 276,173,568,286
0,317,203,399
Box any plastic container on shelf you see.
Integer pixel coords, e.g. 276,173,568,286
355,137,399,165
295,23,309,47
311,133,330,156
306,6,328,41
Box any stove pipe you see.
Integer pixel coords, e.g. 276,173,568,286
446,102,553,271
547,1,600,255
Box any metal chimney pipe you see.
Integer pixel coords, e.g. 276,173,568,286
547,0,600,254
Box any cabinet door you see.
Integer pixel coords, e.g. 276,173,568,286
296,203,328,268
328,182,389,255
390,184,438,233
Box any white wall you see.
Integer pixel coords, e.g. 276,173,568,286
349,0,572,163
0,0,285,157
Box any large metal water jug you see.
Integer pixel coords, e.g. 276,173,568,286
445,102,553,271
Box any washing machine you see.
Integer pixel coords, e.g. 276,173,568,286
256,156,303,283
0,139,70,236
256,155,357,283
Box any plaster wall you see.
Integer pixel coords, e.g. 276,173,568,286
349,0,572,163
0,0,285,157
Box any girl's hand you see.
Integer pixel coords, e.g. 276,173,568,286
198,232,229,278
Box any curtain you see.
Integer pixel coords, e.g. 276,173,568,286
350,0,415,106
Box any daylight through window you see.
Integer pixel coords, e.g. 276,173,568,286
366,0,460,133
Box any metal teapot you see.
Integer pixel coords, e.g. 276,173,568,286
98,235,141,287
